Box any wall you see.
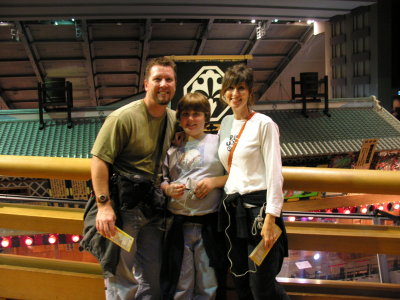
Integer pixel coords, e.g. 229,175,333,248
261,28,326,101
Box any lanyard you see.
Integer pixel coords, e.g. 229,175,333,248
227,111,256,173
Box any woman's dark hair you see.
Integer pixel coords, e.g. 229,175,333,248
176,92,211,123
220,63,254,106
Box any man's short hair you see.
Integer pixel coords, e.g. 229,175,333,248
176,92,211,123
145,57,177,81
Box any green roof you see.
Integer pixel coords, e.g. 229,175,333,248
1,98,400,160
0,118,103,158
265,107,400,158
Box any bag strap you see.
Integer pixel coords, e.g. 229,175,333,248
227,111,256,173
152,114,168,182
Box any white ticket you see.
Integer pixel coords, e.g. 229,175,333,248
249,224,282,266
103,226,134,252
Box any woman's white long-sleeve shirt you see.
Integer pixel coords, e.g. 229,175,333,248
218,112,284,217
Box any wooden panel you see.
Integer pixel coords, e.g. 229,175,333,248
286,222,400,255
1,203,400,254
0,203,83,235
283,194,400,211
280,277,400,299
0,255,105,300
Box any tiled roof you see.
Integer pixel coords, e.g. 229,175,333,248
0,118,103,158
1,98,400,159
264,107,400,158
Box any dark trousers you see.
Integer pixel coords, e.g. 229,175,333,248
227,206,290,300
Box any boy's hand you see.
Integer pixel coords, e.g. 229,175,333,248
194,178,214,199
165,183,185,198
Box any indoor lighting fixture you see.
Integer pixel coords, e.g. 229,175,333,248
24,237,33,246
48,234,57,244
1,237,11,248
256,21,266,40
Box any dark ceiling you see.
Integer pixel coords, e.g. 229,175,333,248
0,0,376,109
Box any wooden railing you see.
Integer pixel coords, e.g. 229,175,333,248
1,155,400,194
1,155,400,299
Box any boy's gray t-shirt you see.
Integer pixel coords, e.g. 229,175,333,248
162,134,224,216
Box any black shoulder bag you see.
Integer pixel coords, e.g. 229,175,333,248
113,115,168,218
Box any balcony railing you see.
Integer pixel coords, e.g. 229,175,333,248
1,155,400,299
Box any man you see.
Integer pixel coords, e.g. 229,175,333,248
91,56,177,299
392,96,400,120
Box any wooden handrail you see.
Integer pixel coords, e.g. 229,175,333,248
279,277,400,299
1,155,400,194
1,254,399,300
1,203,399,254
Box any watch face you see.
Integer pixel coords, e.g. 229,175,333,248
98,194,108,203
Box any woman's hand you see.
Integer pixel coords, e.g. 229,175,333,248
194,178,214,199
260,214,278,250
96,202,117,238
164,183,185,198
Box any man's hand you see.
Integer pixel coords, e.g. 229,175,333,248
96,203,117,238
260,214,278,250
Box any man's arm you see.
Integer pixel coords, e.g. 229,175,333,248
91,155,117,237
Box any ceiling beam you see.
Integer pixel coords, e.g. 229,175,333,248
0,2,370,21
0,87,13,109
194,19,214,55
81,20,98,106
257,25,314,100
15,21,45,83
242,21,272,55
138,19,152,93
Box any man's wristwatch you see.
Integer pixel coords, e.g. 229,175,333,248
97,194,109,204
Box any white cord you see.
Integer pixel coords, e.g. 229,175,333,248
251,202,266,236
222,195,258,277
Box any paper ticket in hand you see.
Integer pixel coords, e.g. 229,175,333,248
103,226,134,252
249,224,282,266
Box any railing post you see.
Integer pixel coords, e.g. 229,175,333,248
373,215,391,283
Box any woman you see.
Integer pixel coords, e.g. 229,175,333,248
161,92,227,300
218,64,289,299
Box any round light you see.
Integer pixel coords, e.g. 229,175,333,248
308,217,314,220
394,203,400,210
25,237,33,246
288,216,296,222
326,209,332,213
1,238,10,248
344,209,351,214
251,19,256,24
361,207,368,214
71,235,80,243
48,235,57,244
313,253,320,260
378,205,384,211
